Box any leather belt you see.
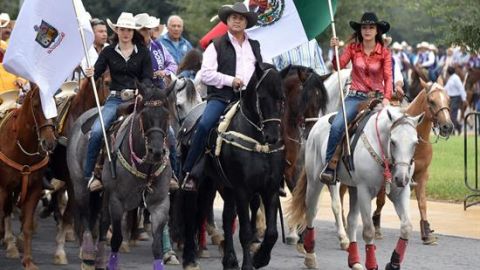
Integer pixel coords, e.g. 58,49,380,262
348,90,384,99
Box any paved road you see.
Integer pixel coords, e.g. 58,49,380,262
1,211,479,270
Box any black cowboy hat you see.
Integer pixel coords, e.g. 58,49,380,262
218,2,258,29
349,12,390,33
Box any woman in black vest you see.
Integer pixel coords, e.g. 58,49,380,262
182,3,261,191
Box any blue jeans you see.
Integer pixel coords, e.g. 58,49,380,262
325,94,368,163
182,99,227,173
167,126,179,177
449,95,462,133
84,96,122,178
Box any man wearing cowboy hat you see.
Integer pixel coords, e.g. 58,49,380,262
181,2,262,191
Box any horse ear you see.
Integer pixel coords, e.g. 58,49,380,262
436,75,444,86
412,112,425,126
420,78,428,90
297,67,308,83
387,108,393,121
319,73,331,82
279,65,292,79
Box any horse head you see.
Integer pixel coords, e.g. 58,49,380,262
21,87,57,154
384,107,424,187
420,79,454,137
280,65,329,137
242,62,284,145
135,82,174,163
174,77,201,123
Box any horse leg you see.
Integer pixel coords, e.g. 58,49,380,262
252,191,279,269
108,197,124,270
385,189,413,270
329,183,349,250
249,194,262,251
414,171,437,245
182,190,200,269
3,191,20,259
357,186,378,270
149,196,170,270
372,186,386,240
346,186,362,270
20,182,43,270
302,173,324,269
234,191,254,270
54,190,69,265
222,188,239,269
339,184,348,226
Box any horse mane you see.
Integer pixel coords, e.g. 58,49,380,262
281,65,329,115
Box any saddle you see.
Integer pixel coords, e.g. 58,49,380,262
0,90,19,119
327,97,382,173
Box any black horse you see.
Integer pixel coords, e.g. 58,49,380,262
178,62,285,270
67,82,175,269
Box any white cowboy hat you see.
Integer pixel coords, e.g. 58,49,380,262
428,44,438,52
0,13,10,28
135,13,160,29
107,12,141,31
416,41,430,49
382,34,392,46
0,89,19,112
55,81,78,99
391,42,403,50
401,41,408,48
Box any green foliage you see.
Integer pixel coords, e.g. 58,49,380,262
0,0,20,19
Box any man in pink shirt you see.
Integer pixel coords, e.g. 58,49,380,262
182,3,261,191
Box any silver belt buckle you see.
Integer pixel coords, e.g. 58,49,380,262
121,89,136,101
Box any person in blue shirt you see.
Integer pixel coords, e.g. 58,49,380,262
158,15,193,64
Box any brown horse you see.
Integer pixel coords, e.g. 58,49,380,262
340,80,454,245
463,67,480,119
0,86,57,270
46,74,110,265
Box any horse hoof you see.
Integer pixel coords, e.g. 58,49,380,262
422,235,438,245
250,242,261,253
24,263,39,270
374,229,383,240
340,240,350,251
136,232,150,241
304,252,317,269
81,262,95,270
296,243,306,254
6,244,20,258
211,232,224,246
286,235,299,245
352,263,364,270
385,262,399,270
119,241,130,253
128,239,138,247
184,262,201,270
54,251,68,265
164,251,180,265
197,248,210,258
218,240,225,257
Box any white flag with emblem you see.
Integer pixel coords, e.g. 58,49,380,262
3,0,93,119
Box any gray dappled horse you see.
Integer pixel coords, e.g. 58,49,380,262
289,106,424,270
67,82,176,270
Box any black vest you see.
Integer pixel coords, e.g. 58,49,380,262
207,34,263,103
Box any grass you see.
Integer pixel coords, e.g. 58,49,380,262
425,134,480,203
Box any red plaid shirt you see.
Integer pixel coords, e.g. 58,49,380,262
333,42,393,100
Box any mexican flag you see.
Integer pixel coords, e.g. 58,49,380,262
199,0,337,59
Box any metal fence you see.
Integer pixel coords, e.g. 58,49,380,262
464,112,480,210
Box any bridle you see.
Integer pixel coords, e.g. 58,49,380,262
17,94,55,157
423,82,451,142
129,96,168,165
239,68,282,133
387,116,418,175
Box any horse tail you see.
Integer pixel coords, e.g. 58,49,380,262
286,168,308,232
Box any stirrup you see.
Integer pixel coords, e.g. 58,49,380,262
181,172,197,192
319,165,337,185
87,176,103,192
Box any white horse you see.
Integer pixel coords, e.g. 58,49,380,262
289,106,424,270
285,69,352,251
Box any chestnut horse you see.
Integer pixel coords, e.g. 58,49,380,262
0,86,57,270
47,75,110,265
343,80,454,245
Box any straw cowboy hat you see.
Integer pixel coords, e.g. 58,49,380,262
134,13,160,29
382,34,392,46
107,12,141,32
55,81,78,99
218,2,258,29
428,43,438,53
0,89,19,113
0,13,10,28
391,41,403,50
416,41,430,49
350,12,390,33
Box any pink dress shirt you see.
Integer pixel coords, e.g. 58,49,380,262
201,32,257,90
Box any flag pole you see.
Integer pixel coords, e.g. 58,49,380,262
327,0,351,158
71,0,115,175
